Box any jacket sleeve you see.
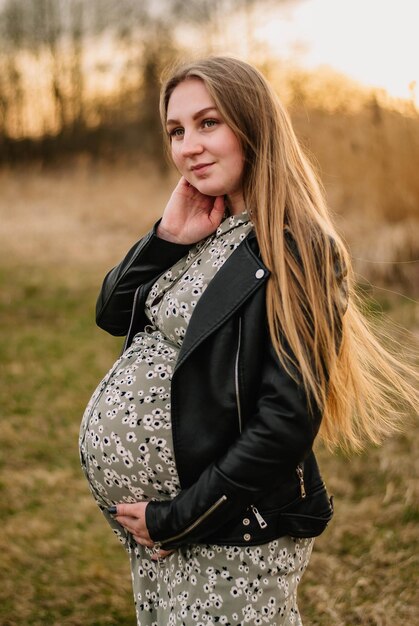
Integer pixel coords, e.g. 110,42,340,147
146,336,320,549
96,221,193,336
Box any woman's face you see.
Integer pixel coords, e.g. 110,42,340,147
166,79,245,214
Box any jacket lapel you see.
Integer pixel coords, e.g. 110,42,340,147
175,234,269,371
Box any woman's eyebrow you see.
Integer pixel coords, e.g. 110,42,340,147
166,106,218,126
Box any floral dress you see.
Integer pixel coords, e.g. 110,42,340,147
79,210,314,626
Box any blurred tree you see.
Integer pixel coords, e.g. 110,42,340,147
0,0,301,163
0,0,25,139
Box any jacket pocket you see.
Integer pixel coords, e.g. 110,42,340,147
279,484,334,538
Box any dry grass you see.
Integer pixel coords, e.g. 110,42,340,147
0,161,417,625
0,160,175,274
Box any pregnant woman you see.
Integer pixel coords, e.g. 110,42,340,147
79,56,416,625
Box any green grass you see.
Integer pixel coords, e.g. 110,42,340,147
0,263,417,625
0,265,134,625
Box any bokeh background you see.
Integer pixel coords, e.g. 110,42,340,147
0,1,418,624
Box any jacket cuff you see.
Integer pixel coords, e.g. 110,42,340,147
95,219,193,335
147,219,195,257
144,465,248,548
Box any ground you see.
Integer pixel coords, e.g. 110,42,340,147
0,162,417,625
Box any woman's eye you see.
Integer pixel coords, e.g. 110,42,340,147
169,127,184,138
202,119,217,129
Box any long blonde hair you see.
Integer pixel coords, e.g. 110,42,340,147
160,56,418,452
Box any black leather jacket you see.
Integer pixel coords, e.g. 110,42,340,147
96,222,338,550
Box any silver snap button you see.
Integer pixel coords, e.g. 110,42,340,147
255,269,264,279
243,533,251,541
243,518,250,526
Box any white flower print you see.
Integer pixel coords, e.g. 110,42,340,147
80,211,313,626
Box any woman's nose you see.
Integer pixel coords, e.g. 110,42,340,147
180,132,204,157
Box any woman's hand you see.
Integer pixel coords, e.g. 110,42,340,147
112,502,174,561
157,177,225,244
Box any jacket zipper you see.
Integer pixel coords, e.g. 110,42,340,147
247,465,306,531
296,464,307,498
155,494,228,547
249,467,307,529
250,504,268,529
235,316,269,531
235,316,243,433
122,285,143,353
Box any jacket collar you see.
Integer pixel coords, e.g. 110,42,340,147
175,234,269,371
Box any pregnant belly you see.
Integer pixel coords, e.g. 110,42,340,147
79,332,181,507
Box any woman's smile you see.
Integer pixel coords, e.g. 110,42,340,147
190,162,215,175
166,78,245,214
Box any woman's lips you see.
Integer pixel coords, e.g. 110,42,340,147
191,162,214,175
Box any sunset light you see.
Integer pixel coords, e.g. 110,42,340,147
256,0,418,101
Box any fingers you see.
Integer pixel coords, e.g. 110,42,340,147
108,503,174,560
114,512,140,527
211,195,226,220
114,513,151,540
132,535,174,560
108,502,152,543
151,549,174,561
133,534,154,548
176,176,194,195
113,502,142,517
177,176,189,186
180,176,191,188
213,195,225,213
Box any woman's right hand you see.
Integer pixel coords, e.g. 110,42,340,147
157,177,225,244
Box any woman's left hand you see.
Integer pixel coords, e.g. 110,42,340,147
113,502,174,560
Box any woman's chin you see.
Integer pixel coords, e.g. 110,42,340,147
191,181,227,198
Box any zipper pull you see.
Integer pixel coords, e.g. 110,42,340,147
296,465,306,498
250,505,268,529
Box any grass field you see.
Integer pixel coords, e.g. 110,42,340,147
0,163,417,625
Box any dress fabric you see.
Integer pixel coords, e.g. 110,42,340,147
79,210,314,626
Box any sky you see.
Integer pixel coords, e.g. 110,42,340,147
256,0,418,100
